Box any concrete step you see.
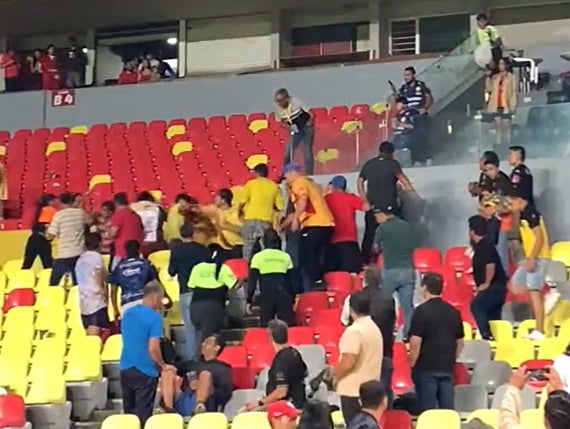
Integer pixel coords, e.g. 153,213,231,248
72,422,101,429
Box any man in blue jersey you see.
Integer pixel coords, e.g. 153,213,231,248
110,240,156,319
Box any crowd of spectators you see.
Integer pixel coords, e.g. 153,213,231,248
117,53,175,85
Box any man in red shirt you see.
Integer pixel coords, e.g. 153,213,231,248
1,50,19,92
109,192,144,270
324,175,368,273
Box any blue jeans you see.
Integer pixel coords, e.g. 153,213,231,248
470,282,507,340
496,231,509,272
380,357,394,408
283,126,314,175
412,369,454,413
382,267,415,337
49,256,79,286
286,230,304,294
179,292,196,360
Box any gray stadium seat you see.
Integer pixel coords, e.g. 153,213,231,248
491,384,537,410
255,368,269,391
454,385,489,415
555,281,570,301
297,344,326,379
501,302,532,324
223,389,265,420
545,261,568,284
472,361,512,393
458,340,492,370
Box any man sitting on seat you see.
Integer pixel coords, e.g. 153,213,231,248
160,334,232,415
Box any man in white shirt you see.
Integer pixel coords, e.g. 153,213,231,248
130,191,167,257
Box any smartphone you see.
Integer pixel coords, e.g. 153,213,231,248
527,368,549,382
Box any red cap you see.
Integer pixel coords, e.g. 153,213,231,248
266,401,299,421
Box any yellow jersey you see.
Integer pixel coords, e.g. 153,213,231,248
290,176,335,228
242,177,285,222
519,205,550,259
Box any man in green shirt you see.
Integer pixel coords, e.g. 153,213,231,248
374,206,416,338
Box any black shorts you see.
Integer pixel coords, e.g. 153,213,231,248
325,241,363,273
81,307,111,330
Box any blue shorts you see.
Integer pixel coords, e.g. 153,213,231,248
512,258,548,291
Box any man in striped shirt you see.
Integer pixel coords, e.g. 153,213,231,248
46,192,90,286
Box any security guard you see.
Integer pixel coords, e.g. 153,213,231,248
188,251,239,346
246,228,294,326
508,145,534,206
392,96,419,166
398,66,433,165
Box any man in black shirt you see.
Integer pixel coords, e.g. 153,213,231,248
347,380,387,429
168,224,213,360
392,96,419,167
409,272,464,413
468,150,499,200
468,215,507,340
357,141,416,264
245,320,308,410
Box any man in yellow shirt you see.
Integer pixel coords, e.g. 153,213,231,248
206,188,244,261
164,194,195,243
239,164,284,262
282,164,334,291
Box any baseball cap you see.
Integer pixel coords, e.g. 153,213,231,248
329,175,347,191
266,401,299,422
282,163,301,175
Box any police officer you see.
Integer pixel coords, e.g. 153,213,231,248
188,250,239,346
398,67,433,166
392,96,419,166
508,145,534,206
246,228,295,326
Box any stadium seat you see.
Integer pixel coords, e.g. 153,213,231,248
545,260,567,284
323,271,353,294
551,241,570,267
494,339,535,368
458,340,492,369
6,270,35,291
25,372,66,404
145,414,184,429
218,346,248,368
0,394,26,427
309,308,342,328
454,385,488,415
187,412,228,429
242,328,270,353
298,344,326,379
471,361,512,393
444,246,471,274
101,334,122,362
223,390,263,420
489,320,514,341
391,360,413,395
248,346,275,372
537,337,566,359
413,248,442,272
3,288,35,312
381,410,412,429
516,319,537,338
224,259,248,280
231,412,270,429
2,306,34,338
416,410,460,429
101,414,140,429
147,250,170,269
520,409,545,429
466,409,499,429
295,292,329,325
453,363,470,385
35,287,65,308
65,336,102,381
0,272,6,290
315,324,345,348
2,260,25,279
231,367,255,390
287,327,315,346
331,410,345,426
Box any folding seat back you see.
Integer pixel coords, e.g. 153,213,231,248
0,394,26,427
416,410,460,429
187,412,228,429
101,334,122,362
287,327,314,346
472,361,512,393
231,411,270,429
296,292,329,325
454,385,488,413
297,344,326,378
223,390,264,420
101,414,140,429
231,367,255,390
491,383,537,410
444,246,471,273
242,328,270,352
381,410,412,429
467,409,499,429
218,346,248,368
323,271,353,294
145,414,184,429
413,248,442,272
3,288,35,313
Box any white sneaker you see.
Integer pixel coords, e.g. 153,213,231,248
544,291,561,315
526,329,546,341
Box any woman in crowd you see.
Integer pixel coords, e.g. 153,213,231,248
138,59,152,83
486,57,518,145
22,194,57,269
207,188,243,262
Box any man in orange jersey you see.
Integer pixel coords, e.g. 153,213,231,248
281,164,334,291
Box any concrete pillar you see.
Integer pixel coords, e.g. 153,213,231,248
270,8,281,69
178,20,187,78
85,29,95,86
369,0,381,59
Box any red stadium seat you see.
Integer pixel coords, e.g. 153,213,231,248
413,248,443,272
218,346,248,367
381,410,412,429
295,292,329,325
224,259,248,280
393,342,407,364
315,324,344,347
444,246,471,274
0,394,26,427
248,345,275,372
3,288,35,313
242,328,270,353
453,362,470,385
309,308,343,328
231,367,256,390
287,327,315,346
391,361,413,395
323,271,353,294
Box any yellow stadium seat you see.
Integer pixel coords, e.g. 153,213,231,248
2,260,24,278
68,324,87,343
558,318,570,339
0,354,28,392
516,320,537,339
537,337,566,359
551,241,570,267
490,320,514,341
467,409,499,429
25,373,67,405
66,287,80,310
521,409,545,429
101,334,122,362
231,412,270,429
29,359,65,380
36,269,67,289
494,339,535,367
551,300,570,326
102,254,111,270
31,338,66,364
6,270,36,291
463,321,474,339
2,306,34,334
145,414,184,429
65,336,102,381
0,336,32,360
0,271,6,290
417,410,460,429
35,308,66,338
102,414,140,429
148,250,170,270
538,387,548,409
331,410,345,426
162,277,182,326
187,413,228,429
35,287,65,309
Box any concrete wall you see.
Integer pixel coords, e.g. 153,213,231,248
325,157,569,251
0,57,434,131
